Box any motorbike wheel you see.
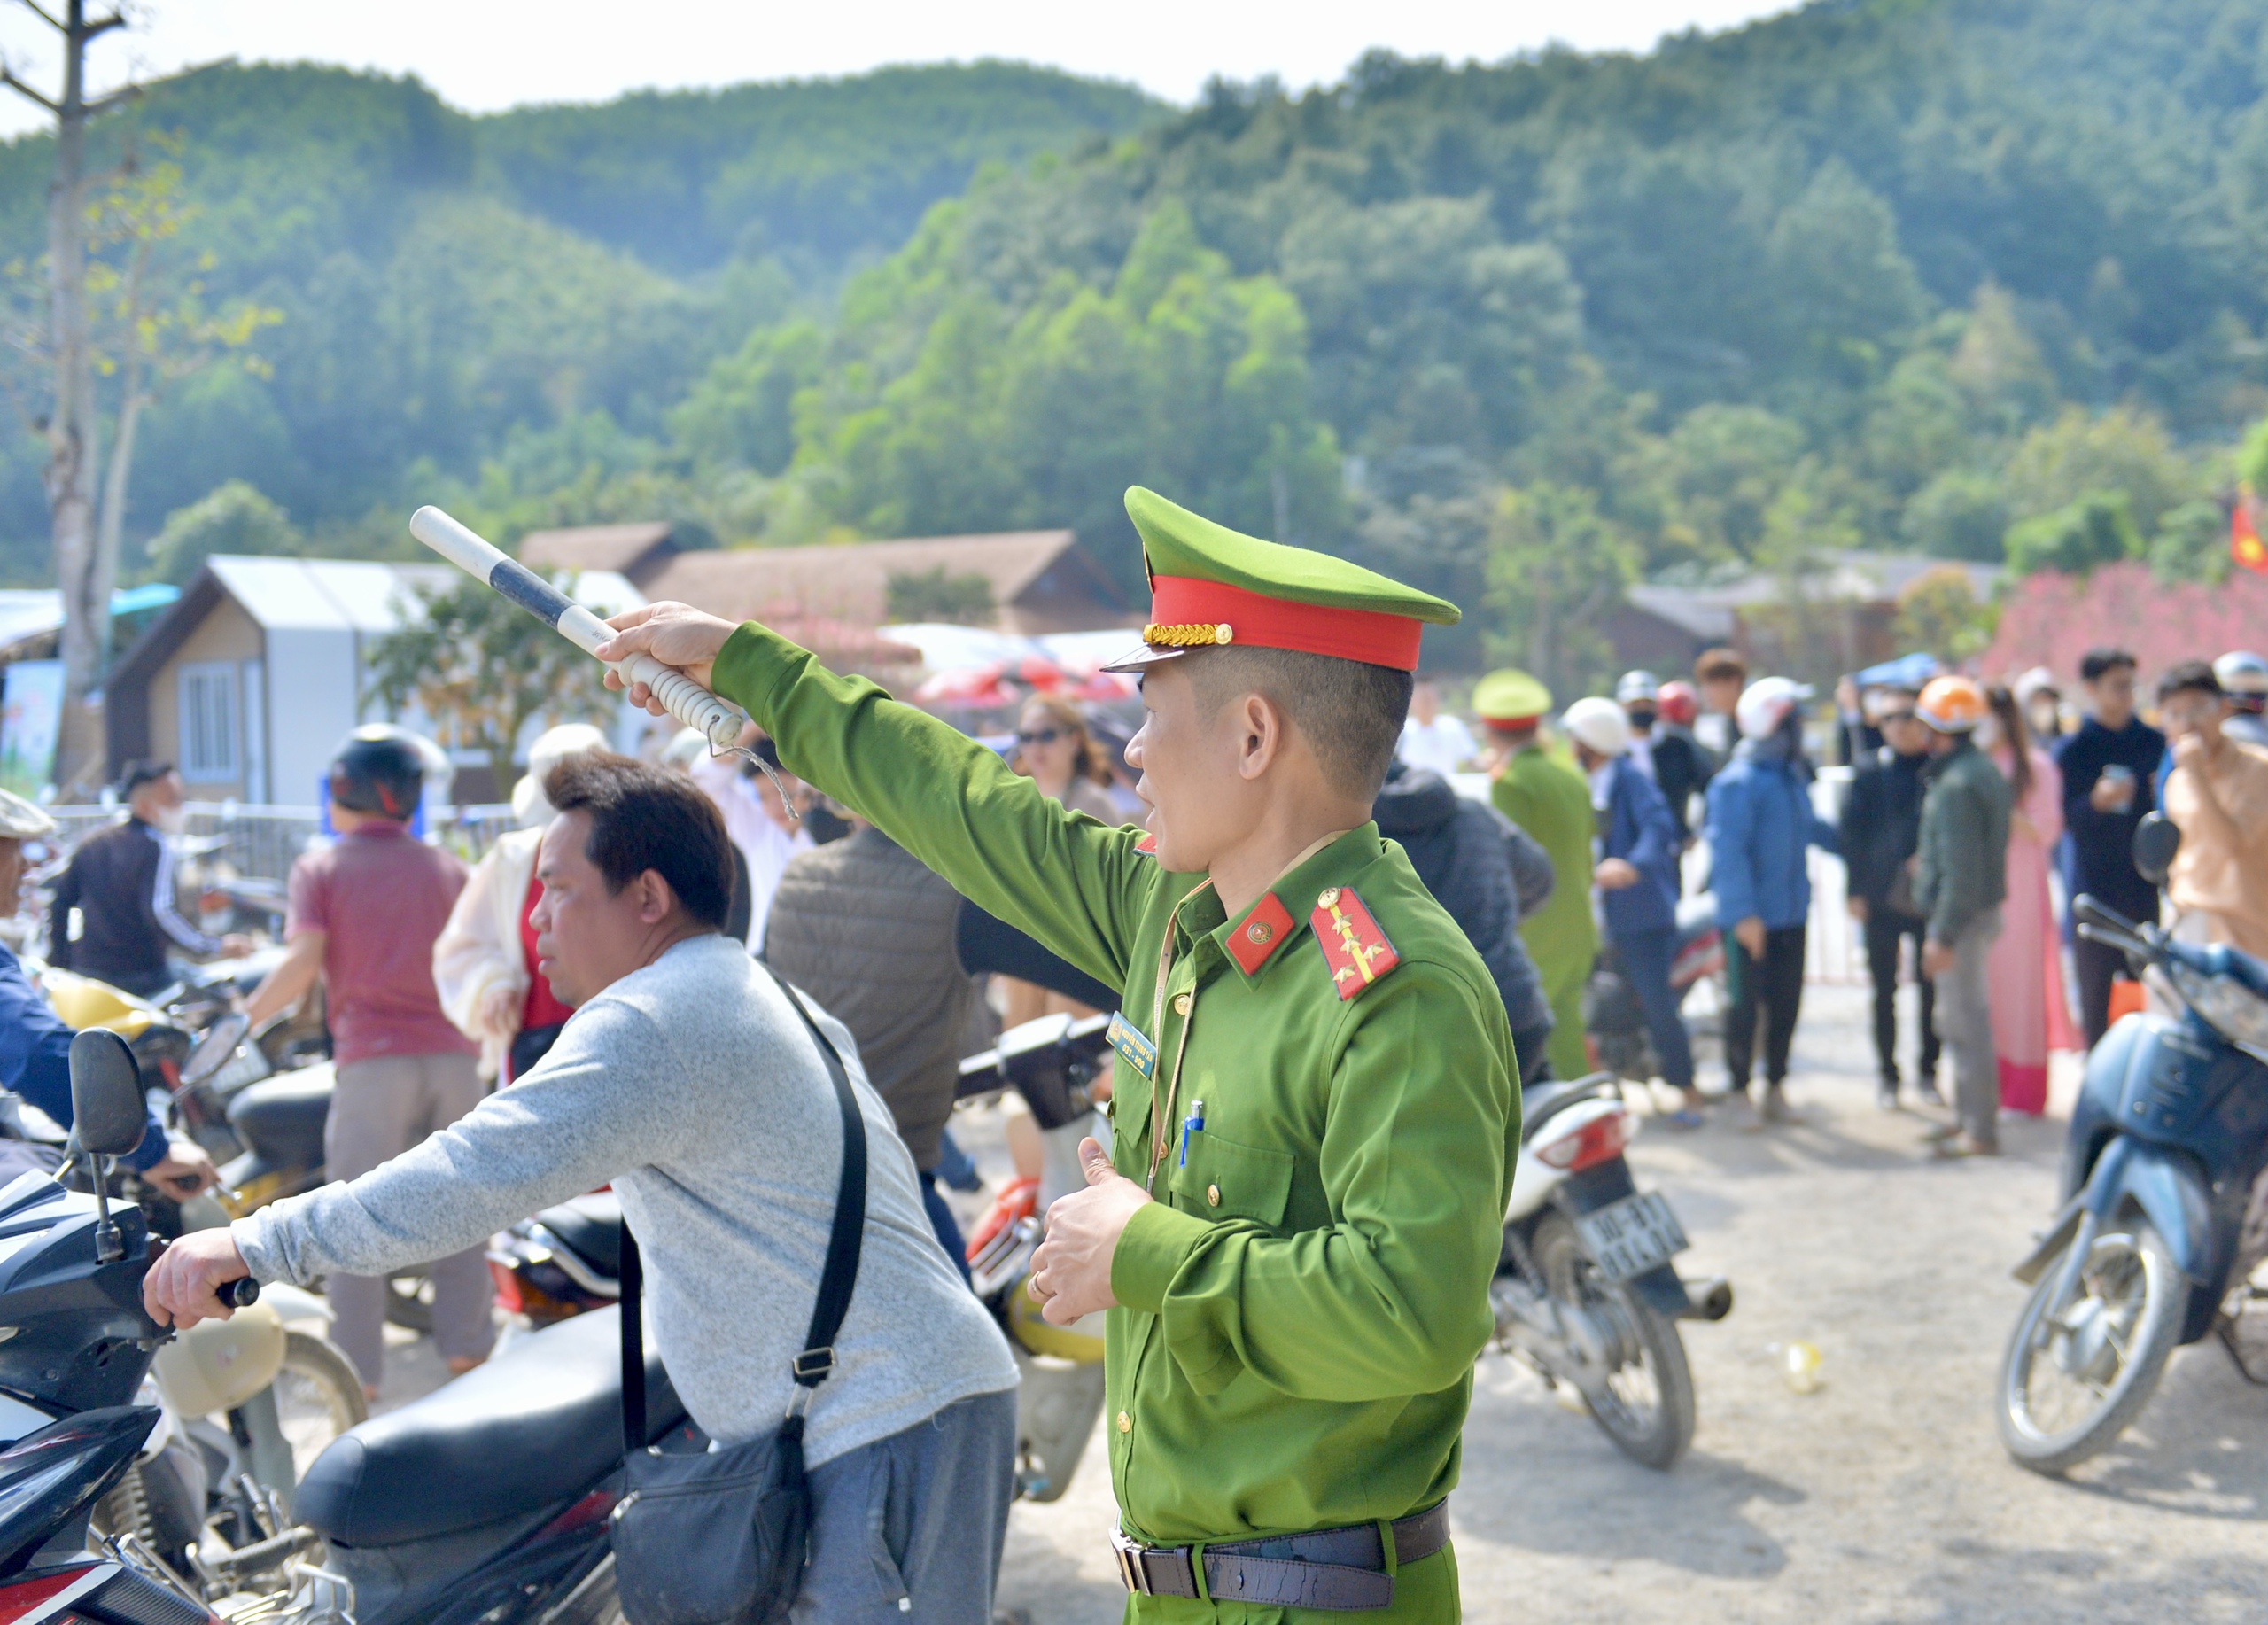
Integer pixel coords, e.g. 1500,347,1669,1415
1999,1217,2188,1474
1532,1212,1696,1469
272,1331,369,1479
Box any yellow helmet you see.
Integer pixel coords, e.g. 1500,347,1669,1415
1916,674,1989,734
40,968,159,1039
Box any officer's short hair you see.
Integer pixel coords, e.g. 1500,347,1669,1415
544,751,734,929
1185,647,1413,799
120,761,174,797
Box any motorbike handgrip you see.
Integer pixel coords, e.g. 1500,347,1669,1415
222,1278,260,1309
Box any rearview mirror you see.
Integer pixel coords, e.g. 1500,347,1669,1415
67,1030,146,1158
2132,812,2181,889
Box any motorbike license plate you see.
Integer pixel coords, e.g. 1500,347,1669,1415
1575,1191,1690,1283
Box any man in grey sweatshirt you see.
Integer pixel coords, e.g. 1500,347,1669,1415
146,754,1019,1622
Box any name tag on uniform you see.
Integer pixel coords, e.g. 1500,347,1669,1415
1106,1011,1158,1080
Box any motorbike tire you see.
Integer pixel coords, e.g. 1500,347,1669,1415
272,1330,370,1478
1998,1217,2188,1475
1532,1212,1697,1469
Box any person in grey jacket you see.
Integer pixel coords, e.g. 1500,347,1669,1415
1373,760,1558,1084
145,753,1020,1623
1914,677,2012,1160
765,813,980,1272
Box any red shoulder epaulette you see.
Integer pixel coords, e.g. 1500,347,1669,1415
1309,886,1400,1000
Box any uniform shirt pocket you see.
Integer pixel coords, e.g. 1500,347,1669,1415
1168,1129,1293,1229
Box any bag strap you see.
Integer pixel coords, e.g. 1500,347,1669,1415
618,958,868,1456
759,960,868,1432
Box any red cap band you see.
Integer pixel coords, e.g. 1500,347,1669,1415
1148,576,1425,671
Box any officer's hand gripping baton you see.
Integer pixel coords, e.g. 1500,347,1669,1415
408,505,795,806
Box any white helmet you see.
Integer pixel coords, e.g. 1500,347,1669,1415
513,723,610,828
1563,696,1632,757
2213,651,2268,696
1736,676,1809,742
1614,669,1660,706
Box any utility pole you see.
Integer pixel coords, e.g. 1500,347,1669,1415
1,1,133,795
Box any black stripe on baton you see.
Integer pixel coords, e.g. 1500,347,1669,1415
488,557,571,629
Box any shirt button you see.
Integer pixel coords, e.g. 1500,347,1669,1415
1207,1184,1222,1207
1116,1411,1132,1434
1173,992,1192,1016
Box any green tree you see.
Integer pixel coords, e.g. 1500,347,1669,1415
1901,468,2010,562
365,572,615,800
2004,491,2141,577
1891,565,1997,666
2001,407,2192,539
146,478,302,583
1483,483,1637,701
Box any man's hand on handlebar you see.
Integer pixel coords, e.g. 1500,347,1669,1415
143,1226,253,1330
594,603,740,716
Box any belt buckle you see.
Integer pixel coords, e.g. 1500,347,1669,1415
1110,1528,1148,1595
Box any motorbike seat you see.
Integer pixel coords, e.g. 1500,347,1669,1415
226,1067,333,1169
296,1305,682,1548
534,1192,622,1276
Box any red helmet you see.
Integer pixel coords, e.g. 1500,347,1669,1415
1656,680,1699,728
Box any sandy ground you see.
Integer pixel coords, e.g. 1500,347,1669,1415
363,980,2268,1622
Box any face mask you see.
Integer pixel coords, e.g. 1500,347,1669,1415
2028,699,2058,736
1626,708,1657,734
1973,716,2003,752
151,804,186,836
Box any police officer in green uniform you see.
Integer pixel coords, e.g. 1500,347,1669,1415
1477,669,1597,1082
599,487,1518,1621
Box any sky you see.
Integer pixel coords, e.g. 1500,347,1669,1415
0,0,1796,137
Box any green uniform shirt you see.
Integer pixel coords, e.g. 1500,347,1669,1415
715,626,1518,1621
1493,743,1598,1080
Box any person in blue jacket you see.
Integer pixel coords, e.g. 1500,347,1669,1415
1565,698,1703,1124
0,789,214,1193
1705,677,1840,1122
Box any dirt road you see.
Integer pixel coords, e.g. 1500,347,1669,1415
995,984,2268,1624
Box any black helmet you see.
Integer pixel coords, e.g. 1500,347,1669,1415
329,725,428,820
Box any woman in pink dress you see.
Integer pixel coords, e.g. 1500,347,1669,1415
1983,684,2078,1114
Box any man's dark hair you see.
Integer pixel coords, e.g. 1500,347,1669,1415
2080,648,2137,683
544,752,734,929
2157,659,2221,704
1184,646,1413,798
1695,648,1747,685
120,761,174,797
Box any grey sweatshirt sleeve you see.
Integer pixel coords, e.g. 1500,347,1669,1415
233,997,691,1286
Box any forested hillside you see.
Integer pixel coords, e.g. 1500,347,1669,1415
6,0,2267,681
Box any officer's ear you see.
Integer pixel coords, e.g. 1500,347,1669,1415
1232,690,1293,783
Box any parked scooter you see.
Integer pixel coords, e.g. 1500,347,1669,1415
953,1012,1114,1503
1490,1074,1733,1468
12,1024,686,1625
1997,814,2268,1473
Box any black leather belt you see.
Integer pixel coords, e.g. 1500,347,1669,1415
1111,1500,1450,1612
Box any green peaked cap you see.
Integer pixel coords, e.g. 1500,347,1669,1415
1474,668,1553,722
1123,486,1460,626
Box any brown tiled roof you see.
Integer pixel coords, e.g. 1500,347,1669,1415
639,530,1132,635
519,522,679,583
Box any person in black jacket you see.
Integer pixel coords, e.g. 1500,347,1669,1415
1838,696,1940,1109
48,761,248,997
2052,649,2166,1047
1619,674,1713,844
1373,761,1557,1085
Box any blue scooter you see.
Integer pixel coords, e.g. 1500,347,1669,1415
1999,815,2268,1473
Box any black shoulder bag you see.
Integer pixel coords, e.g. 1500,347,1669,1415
612,962,867,1625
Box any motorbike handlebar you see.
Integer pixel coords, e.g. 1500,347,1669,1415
222,1278,259,1309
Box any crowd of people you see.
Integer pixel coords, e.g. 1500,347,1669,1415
1388,640,2268,1159
9,487,2265,1618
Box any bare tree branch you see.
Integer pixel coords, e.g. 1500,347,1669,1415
87,12,128,40
0,68,58,115
14,3,65,35
83,80,138,116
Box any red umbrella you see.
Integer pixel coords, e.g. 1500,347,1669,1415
913,664,1021,709
1068,668,1137,701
